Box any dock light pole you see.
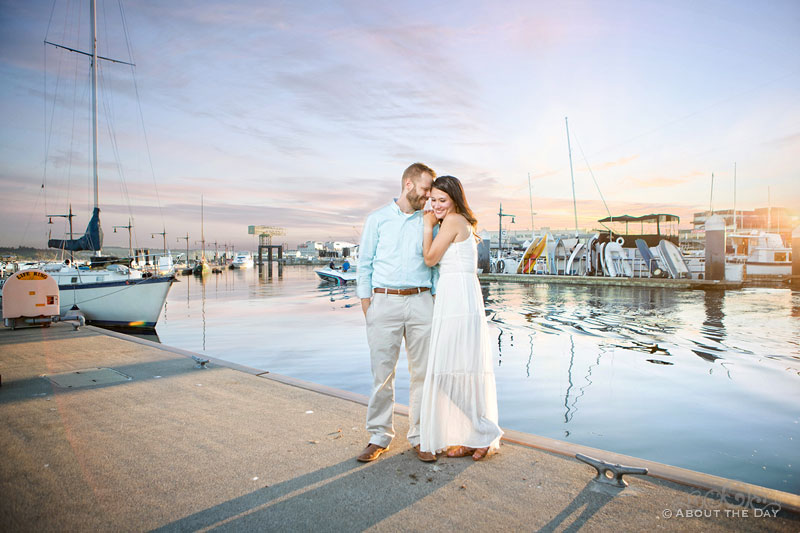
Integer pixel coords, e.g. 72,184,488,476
177,233,189,264
151,229,167,258
47,203,76,262
498,203,516,260
113,218,133,259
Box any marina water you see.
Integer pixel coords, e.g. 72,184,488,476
151,266,799,494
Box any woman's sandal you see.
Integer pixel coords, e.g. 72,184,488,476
446,446,476,458
472,447,490,461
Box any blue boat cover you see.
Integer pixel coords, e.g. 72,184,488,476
48,207,103,252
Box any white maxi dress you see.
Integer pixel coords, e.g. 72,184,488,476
420,236,503,454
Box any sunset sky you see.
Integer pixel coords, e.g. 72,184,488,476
1,0,798,251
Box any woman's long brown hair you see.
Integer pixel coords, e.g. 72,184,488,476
432,175,478,232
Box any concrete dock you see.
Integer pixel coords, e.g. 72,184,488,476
1,323,798,532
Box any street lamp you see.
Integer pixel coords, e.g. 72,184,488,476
113,218,133,259
498,203,515,260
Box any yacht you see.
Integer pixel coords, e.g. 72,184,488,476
41,0,174,328
39,260,173,328
231,252,254,269
728,231,791,278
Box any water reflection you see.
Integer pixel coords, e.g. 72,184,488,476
200,274,207,351
689,291,727,363
525,333,534,378
564,335,576,425
702,290,726,342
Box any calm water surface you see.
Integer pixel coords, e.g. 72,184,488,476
154,266,800,494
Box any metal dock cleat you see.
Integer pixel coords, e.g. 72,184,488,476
576,453,648,488
191,356,210,369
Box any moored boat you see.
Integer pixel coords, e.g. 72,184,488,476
658,240,690,279
728,230,791,278
231,252,254,269
315,266,357,284
42,0,174,328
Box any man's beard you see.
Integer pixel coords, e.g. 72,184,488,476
407,190,426,210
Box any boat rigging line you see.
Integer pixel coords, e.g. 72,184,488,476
43,0,167,258
569,125,613,231
564,117,579,237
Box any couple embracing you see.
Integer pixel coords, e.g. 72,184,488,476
356,163,503,463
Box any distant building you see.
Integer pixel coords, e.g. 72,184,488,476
296,241,323,258
293,240,358,259
690,207,799,245
321,241,357,258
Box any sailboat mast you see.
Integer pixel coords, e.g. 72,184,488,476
528,172,535,232
90,0,99,215
201,195,206,261
565,117,578,236
709,172,715,214
733,162,737,232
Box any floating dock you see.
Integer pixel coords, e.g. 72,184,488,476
479,273,745,290
0,323,797,531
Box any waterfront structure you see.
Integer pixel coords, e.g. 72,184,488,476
687,207,799,248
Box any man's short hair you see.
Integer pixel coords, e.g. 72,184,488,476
402,162,436,186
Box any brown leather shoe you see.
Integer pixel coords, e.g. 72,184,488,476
357,443,387,462
414,445,437,462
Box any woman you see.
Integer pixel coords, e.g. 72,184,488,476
419,176,503,460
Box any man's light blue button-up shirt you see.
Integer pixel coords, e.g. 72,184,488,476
357,200,438,299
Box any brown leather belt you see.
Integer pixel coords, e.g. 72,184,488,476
373,287,430,295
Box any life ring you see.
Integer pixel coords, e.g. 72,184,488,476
616,236,625,245
496,259,505,273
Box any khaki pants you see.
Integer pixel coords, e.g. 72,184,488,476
365,291,433,448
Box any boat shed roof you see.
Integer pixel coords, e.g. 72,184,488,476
597,213,680,223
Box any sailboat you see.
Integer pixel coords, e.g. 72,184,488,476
192,196,211,276
43,0,174,328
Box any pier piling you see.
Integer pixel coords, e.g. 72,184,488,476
793,225,800,285
704,215,726,281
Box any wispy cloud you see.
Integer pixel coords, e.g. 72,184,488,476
762,131,800,149
629,170,703,189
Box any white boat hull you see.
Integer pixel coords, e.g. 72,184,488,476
742,262,791,276
565,242,585,275
604,242,632,277
58,276,174,328
315,267,357,284
658,240,690,279
232,254,254,269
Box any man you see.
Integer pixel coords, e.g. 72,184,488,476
356,162,438,463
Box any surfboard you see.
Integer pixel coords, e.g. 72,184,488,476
517,235,547,274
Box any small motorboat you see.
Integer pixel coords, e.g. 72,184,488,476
658,240,690,279
315,266,357,285
604,241,633,277
231,252,254,269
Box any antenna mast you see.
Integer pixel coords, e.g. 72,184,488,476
733,163,737,231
